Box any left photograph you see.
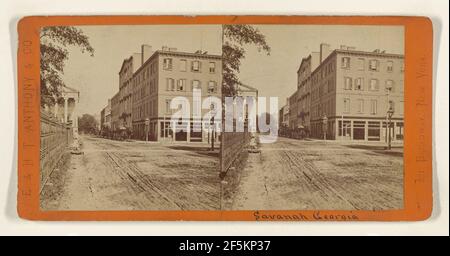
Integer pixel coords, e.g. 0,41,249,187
39,25,223,210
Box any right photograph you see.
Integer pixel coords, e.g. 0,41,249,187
220,25,404,211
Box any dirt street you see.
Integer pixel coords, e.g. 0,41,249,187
41,135,403,211
41,135,220,210
230,137,404,210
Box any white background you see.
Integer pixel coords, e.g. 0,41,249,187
0,0,448,236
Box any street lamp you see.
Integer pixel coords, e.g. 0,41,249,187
387,105,395,150
210,104,217,151
144,118,150,142
322,115,328,140
385,85,394,150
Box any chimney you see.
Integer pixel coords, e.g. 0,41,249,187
141,44,153,65
168,47,177,52
132,53,141,72
320,43,331,63
311,52,320,70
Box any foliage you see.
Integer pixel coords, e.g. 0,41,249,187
78,114,98,134
40,26,94,106
222,25,271,96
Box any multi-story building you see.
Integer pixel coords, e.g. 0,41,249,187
100,108,105,128
100,99,111,130
289,44,404,141
110,92,120,131
118,52,141,132
278,99,290,137
131,45,222,142
278,99,290,128
296,52,320,134
294,43,404,142
288,90,299,130
282,99,290,127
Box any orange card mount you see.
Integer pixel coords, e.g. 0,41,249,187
17,16,433,221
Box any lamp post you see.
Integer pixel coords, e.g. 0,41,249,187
144,118,150,142
322,115,328,140
385,85,394,150
387,106,394,150
210,103,217,151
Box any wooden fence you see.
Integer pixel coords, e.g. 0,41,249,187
40,109,72,189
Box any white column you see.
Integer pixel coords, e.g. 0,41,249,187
64,97,68,123
72,99,79,138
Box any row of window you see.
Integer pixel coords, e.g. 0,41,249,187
133,78,158,101
309,77,402,102
165,78,219,94
133,79,219,102
311,98,336,118
163,58,217,73
309,61,335,85
133,100,158,120
164,98,205,115
344,77,402,92
343,98,379,114
311,98,403,118
135,62,158,83
133,58,218,86
342,98,401,115
341,57,403,73
311,78,336,101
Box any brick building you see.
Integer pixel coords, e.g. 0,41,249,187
110,92,120,131
100,99,111,130
291,43,404,142
113,45,223,142
296,52,320,134
117,53,140,132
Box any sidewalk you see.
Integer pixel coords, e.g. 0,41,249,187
304,138,404,148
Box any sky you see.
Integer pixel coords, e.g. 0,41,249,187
60,24,403,115
236,25,404,106
61,25,223,115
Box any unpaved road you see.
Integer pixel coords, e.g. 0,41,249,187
231,137,404,210
41,135,220,210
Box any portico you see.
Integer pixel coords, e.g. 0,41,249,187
53,86,80,140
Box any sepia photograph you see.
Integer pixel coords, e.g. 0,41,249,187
39,24,404,212
2,0,445,238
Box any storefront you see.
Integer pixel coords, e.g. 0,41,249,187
334,118,404,142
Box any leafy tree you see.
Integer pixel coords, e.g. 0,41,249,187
222,25,271,96
40,26,94,107
78,114,98,134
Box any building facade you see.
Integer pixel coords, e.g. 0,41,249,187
110,92,120,132
288,90,299,130
130,46,222,142
100,99,111,131
296,52,320,134
294,43,404,142
50,86,80,140
118,53,140,132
